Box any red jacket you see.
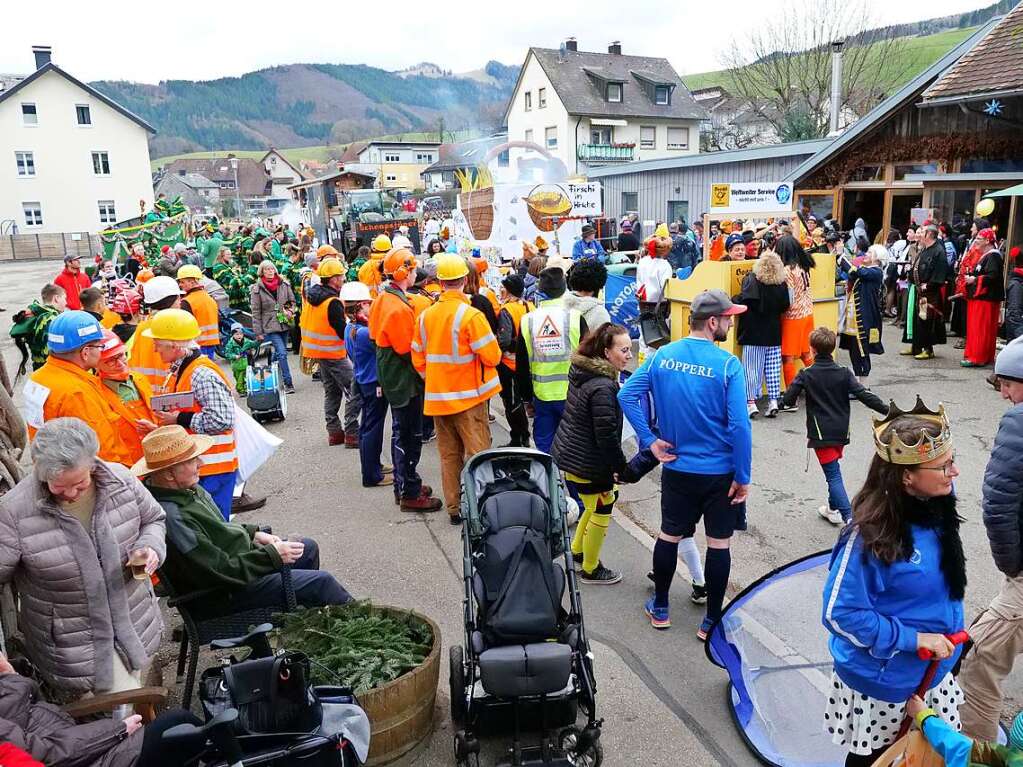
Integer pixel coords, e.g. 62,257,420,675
53,268,91,310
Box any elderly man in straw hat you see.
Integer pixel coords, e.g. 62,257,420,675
135,425,351,611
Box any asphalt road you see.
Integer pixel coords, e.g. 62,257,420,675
1,260,1018,767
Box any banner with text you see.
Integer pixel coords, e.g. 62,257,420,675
709,182,794,214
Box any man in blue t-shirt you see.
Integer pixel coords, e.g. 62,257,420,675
619,289,752,640
571,224,607,263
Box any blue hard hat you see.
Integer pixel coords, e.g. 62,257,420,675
47,310,104,353
725,233,745,250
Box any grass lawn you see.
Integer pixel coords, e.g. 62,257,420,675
680,26,978,94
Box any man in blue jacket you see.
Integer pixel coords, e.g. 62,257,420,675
572,225,607,263
619,289,751,639
959,337,1023,740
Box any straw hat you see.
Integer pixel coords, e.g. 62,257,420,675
131,425,214,477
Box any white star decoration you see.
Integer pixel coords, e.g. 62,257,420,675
983,99,1004,116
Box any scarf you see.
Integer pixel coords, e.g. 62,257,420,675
261,274,281,293
899,493,967,601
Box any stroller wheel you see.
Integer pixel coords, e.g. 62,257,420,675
453,730,480,766
449,645,467,725
559,726,603,767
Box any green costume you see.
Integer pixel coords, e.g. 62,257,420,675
269,238,284,263
223,335,258,393
10,301,60,372
212,262,253,311
145,483,283,604
201,233,225,269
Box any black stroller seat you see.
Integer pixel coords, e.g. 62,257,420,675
472,491,572,699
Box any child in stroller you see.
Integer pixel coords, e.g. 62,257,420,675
450,448,603,767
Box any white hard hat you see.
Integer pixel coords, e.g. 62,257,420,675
143,275,184,304
339,282,372,302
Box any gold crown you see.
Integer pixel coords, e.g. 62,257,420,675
872,396,952,465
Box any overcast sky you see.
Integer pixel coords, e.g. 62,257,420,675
0,0,989,83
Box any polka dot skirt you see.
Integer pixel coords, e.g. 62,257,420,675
823,671,964,756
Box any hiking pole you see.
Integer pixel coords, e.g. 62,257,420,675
897,630,970,737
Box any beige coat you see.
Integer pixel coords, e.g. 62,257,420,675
0,461,166,695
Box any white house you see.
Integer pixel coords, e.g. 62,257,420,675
261,148,305,199
0,46,155,235
504,39,708,178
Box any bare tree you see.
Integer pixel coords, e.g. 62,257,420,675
719,0,909,140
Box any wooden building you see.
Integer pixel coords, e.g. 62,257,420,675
790,8,1023,246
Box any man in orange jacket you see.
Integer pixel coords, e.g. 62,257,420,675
412,254,502,523
21,311,138,467
370,249,442,512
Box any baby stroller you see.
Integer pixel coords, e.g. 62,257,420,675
162,624,370,766
450,448,603,767
246,341,287,423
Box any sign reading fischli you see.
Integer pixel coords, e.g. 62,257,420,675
709,182,794,214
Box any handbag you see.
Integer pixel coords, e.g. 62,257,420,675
639,281,671,348
869,731,943,767
222,651,321,734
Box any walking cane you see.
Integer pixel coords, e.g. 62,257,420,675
897,630,970,737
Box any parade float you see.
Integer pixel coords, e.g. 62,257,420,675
99,196,190,265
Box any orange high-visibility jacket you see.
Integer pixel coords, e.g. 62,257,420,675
407,291,434,320
479,285,502,316
24,357,137,467
300,296,346,359
101,309,121,329
128,315,170,395
167,355,238,477
497,299,533,371
96,372,155,465
358,257,386,297
412,291,502,416
369,286,414,353
183,289,220,347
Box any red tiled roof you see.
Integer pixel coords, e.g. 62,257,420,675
163,157,270,197
924,3,1023,101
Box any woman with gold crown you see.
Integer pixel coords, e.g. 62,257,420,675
821,397,966,765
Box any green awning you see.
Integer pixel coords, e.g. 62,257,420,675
986,183,1023,198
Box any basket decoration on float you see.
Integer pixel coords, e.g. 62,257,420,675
525,183,572,232
455,166,495,240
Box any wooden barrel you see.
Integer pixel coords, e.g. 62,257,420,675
360,607,441,765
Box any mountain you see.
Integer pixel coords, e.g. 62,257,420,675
91,60,519,158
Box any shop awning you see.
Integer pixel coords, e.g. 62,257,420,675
986,182,1023,198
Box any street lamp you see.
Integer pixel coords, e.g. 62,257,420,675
230,157,243,220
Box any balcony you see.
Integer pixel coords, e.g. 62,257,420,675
577,143,635,163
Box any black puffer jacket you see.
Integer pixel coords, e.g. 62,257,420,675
982,404,1023,576
735,251,790,347
551,353,628,491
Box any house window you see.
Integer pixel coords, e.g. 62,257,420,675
416,153,433,163
545,126,558,150
98,200,117,225
591,127,612,145
22,202,42,227
21,104,37,126
15,152,35,177
655,85,670,105
384,153,400,163
524,129,533,144
92,151,110,175
524,91,532,111
667,127,689,150
893,162,938,181
622,192,638,214
606,83,623,103
76,104,91,125
640,126,656,149
497,149,510,168
385,174,397,183
538,88,547,108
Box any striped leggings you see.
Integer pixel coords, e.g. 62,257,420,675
742,345,782,402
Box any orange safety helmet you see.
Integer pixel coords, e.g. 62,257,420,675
383,248,418,282
471,257,488,275
135,268,155,284
316,244,340,259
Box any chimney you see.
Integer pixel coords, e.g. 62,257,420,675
608,41,622,55
32,46,52,70
829,40,844,134
564,37,577,52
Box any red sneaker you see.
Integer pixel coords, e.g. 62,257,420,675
344,433,359,449
400,495,442,512
327,431,345,447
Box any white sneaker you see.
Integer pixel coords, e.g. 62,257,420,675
565,497,580,527
817,505,844,526
747,402,760,419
